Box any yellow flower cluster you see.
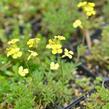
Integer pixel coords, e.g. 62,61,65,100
27,38,40,60
27,38,40,48
6,36,74,72
18,66,29,77
46,35,65,54
6,39,22,59
77,1,96,17
46,35,74,70
73,19,82,28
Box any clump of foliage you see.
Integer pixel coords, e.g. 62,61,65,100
0,35,76,109
85,78,109,109
86,87,109,109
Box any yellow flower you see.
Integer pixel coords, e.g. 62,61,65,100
77,1,96,17
54,35,66,40
73,19,83,28
62,48,74,59
6,45,22,59
27,38,40,48
52,44,62,54
8,38,19,45
6,38,22,59
83,5,96,16
46,36,64,54
27,50,38,60
46,39,55,49
12,51,22,59
50,62,59,70
18,66,29,77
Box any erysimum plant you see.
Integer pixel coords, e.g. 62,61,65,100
0,35,77,109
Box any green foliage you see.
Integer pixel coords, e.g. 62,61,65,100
103,0,109,21
0,61,76,108
86,26,109,69
0,0,109,109
75,77,92,91
0,76,10,102
42,0,77,37
31,61,76,107
8,81,34,109
85,78,109,109
86,86,109,109
0,0,100,40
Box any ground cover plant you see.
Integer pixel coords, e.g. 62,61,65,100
0,0,109,109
